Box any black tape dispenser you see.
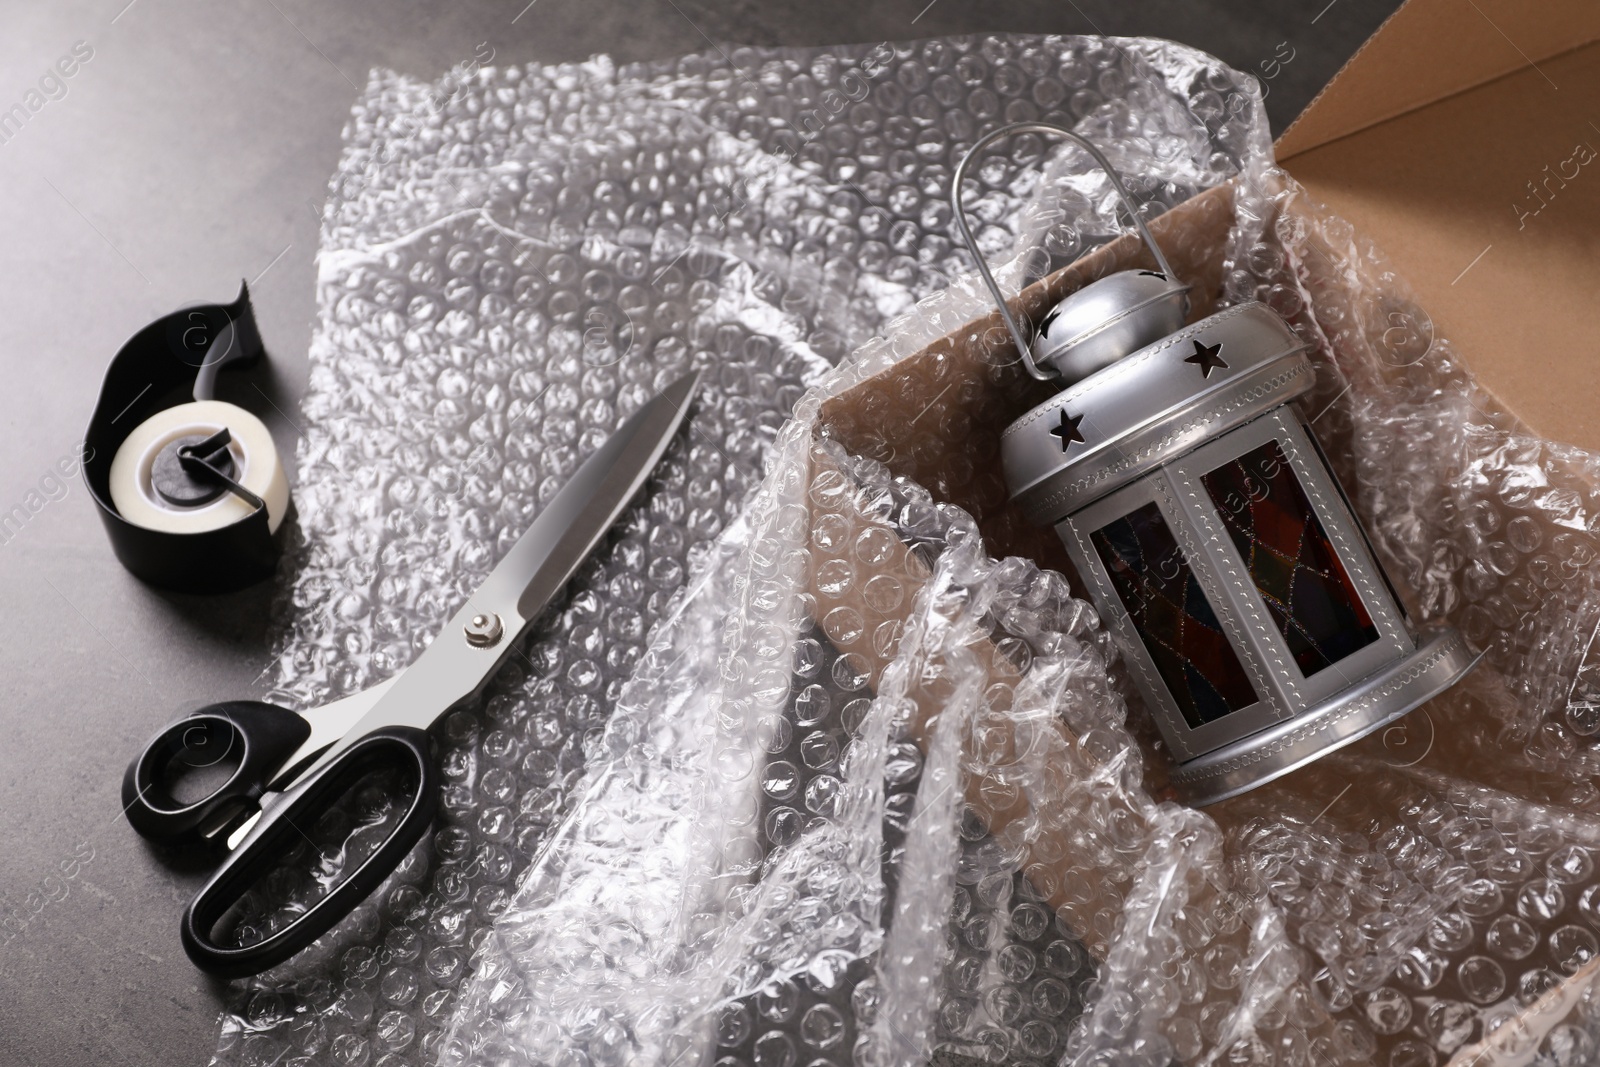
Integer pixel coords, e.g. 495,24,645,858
84,283,291,593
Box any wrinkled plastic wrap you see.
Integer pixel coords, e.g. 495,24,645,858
213,34,1225,1067
213,32,1600,1067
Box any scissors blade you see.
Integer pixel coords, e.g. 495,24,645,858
258,678,397,793
284,369,703,787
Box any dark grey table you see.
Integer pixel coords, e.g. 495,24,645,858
0,2,1396,1063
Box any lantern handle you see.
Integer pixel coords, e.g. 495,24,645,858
951,122,1178,381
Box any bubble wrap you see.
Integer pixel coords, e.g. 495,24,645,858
212,33,1600,1067
211,34,1245,1067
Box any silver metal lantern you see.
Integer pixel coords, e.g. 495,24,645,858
954,123,1478,805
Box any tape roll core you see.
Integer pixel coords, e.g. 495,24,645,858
109,401,289,535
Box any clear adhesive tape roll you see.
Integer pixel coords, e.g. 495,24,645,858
109,400,289,535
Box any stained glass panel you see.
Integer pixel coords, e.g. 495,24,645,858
1201,440,1378,677
1090,502,1258,728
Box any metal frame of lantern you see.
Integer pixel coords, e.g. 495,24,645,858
955,122,1478,805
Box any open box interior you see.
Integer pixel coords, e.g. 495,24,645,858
795,0,1600,1060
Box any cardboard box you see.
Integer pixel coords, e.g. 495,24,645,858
803,2,1600,1059
1277,0,1600,454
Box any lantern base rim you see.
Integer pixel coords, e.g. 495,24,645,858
1171,628,1479,807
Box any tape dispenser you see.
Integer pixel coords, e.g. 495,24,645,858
84,283,291,593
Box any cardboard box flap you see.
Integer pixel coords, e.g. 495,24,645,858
1276,3,1600,454
1277,0,1600,160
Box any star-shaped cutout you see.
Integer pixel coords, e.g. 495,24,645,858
1038,307,1062,338
1050,409,1086,451
1184,339,1228,378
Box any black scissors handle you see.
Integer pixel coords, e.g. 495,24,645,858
122,701,312,846
180,725,438,977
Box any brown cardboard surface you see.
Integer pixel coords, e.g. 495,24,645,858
1276,0,1600,159
1281,40,1600,453
1278,0,1600,453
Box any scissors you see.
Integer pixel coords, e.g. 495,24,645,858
122,370,702,977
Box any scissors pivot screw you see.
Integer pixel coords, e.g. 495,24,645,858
464,612,504,648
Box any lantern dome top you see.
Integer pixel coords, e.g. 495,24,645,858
1002,301,1315,523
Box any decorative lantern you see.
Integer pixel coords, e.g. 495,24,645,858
954,123,1477,805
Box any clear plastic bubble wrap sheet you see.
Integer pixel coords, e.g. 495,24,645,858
211,32,1600,1067
210,33,1250,1067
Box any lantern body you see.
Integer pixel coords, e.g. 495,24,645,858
1002,302,1476,805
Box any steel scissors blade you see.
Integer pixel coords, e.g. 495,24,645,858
122,369,703,976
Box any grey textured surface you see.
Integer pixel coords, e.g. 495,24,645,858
0,2,1398,1065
